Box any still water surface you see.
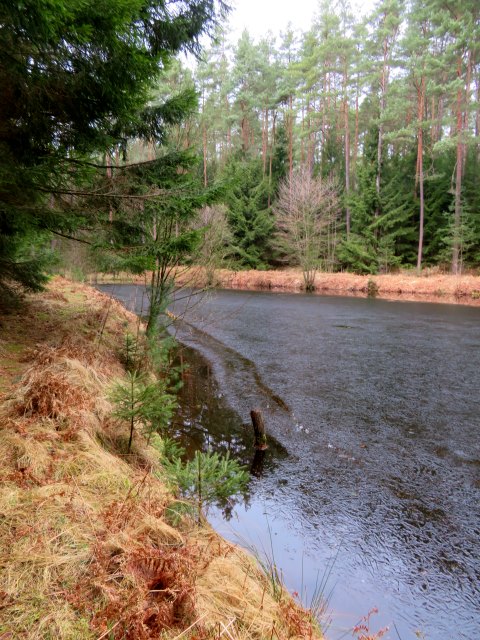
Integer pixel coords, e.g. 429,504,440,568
100,285,480,640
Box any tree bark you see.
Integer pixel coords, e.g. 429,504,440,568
250,409,268,450
416,76,425,273
202,90,208,187
288,94,294,182
265,107,269,175
452,56,464,275
343,66,351,236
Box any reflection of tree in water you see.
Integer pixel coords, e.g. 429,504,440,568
170,345,288,519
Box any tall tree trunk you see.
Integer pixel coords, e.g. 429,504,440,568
307,98,315,173
241,100,249,154
375,36,388,221
203,122,208,187
452,56,464,274
225,94,231,152
321,76,327,176
262,107,268,176
462,48,473,174
344,99,351,236
202,90,208,187
416,77,425,273
343,63,351,237
375,17,398,224
288,94,294,182
268,112,277,208
300,103,305,167
353,81,359,191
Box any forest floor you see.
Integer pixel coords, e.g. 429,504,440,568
0,277,322,640
96,267,480,306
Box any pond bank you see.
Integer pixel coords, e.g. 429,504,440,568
93,267,480,306
0,277,323,640
185,268,480,305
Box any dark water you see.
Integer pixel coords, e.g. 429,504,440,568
99,285,480,640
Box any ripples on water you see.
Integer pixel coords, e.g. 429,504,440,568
99,285,480,640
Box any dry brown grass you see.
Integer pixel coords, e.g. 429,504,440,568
194,537,317,640
0,277,323,640
96,267,480,305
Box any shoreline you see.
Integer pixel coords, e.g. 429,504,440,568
93,267,480,307
0,277,324,639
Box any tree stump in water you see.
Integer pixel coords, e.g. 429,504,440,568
250,409,268,450
250,448,266,477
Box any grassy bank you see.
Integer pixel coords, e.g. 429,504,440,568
91,267,480,306
188,268,480,305
0,277,322,639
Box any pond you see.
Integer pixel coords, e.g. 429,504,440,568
99,284,480,640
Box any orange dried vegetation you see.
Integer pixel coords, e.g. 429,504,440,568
169,266,480,306
0,277,325,640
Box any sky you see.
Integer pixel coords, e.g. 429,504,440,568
225,0,375,43
226,0,319,41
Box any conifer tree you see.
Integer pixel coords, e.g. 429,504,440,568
221,157,274,268
0,0,226,300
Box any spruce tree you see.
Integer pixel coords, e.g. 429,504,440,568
0,0,226,301
221,156,274,268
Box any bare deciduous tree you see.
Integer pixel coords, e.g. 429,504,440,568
194,204,232,286
274,169,340,291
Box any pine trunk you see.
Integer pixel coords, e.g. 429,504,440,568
202,90,208,187
376,32,392,225
352,81,359,190
288,94,294,182
262,107,267,176
203,122,208,187
452,56,464,275
343,63,351,236
416,77,425,273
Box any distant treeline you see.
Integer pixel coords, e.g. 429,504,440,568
156,0,479,274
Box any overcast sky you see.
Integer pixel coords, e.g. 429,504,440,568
225,0,375,43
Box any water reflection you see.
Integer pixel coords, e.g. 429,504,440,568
171,345,289,519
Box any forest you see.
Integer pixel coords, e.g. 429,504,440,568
171,0,480,276
1,0,479,309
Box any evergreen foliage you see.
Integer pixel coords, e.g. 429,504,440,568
162,449,249,521
220,157,275,268
2,0,479,282
110,370,178,453
164,3,480,274
0,0,226,299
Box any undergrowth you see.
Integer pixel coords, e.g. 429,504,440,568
0,277,324,640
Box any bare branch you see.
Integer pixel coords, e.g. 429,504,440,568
274,168,340,290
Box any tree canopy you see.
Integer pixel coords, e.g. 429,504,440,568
0,0,226,301
2,0,479,295
172,0,480,275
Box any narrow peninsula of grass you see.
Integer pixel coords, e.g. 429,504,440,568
0,277,323,640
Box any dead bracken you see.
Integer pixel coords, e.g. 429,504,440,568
0,277,323,639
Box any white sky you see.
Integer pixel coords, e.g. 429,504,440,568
226,0,317,41
225,0,375,43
